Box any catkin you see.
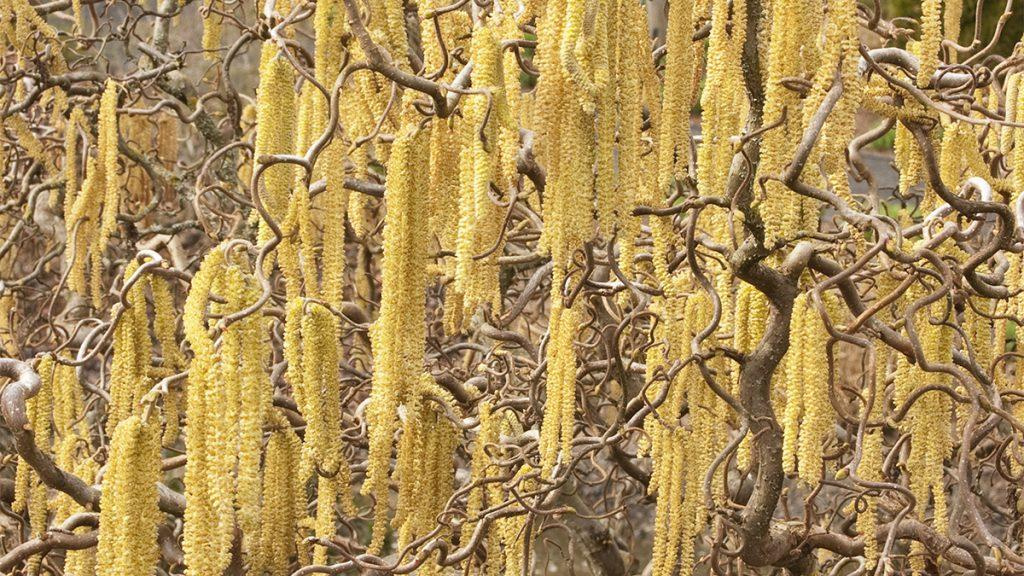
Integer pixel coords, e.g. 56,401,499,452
14,355,55,547
201,0,222,59
96,415,162,576
540,301,581,472
756,0,820,243
298,302,346,476
255,413,304,576
657,0,695,190
392,375,459,562
916,0,942,88
106,262,152,436
365,123,431,552
182,246,273,576
316,0,351,312
1001,73,1019,156
856,348,887,571
780,291,838,483
60,108,83,212
93,79,121,308
254,43,297,247
64,81,120,304
697,0,746,244
1013,79,1024,190
612,0,647,273
453,23,507,329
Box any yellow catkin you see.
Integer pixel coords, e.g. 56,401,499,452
756,0,820,243
643,290,727,576
62,85,117,302
698,0,746,245
429,115,462,270
298,302,346,478
810,0,860,206
894,119,924,203
315,0,350,308
92,79,121,308
392,375,459,565
106,262,152,436
0,294,15,355
593,0,616,239
857,351,884,571
255,414,303,576
313,473,339,565
365,123,431,552
66,157,99,296
939,120,987,192
150,275,183,370
279,84,317,300
64,456,99,576
60,108,83,212
9,115,57,178
781,293,807,474
453,22,507,329
1001,73,1019,156
379,0,408,67
498,17,523,193
14,355,55,549
185,242,231,573
781,291,838,484
944,0,963,57
540,301,581,472
254,43,297,247
612,0,646,274
894,284,953,536
1013,80,1024,190
535,0,595,275
657,0,695,190
916,0,942,88
201,0,222,59
95,415,162,576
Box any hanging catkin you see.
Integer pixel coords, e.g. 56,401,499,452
65,81,120,305
856,347,887,571
657,0,695,190
60,108,83,213
106,262,152,436
92,80,121,308
96,415,162,576
1001,72,1019,156
642,290,727,576
182,247,273,576
453,22,507,329
535,0,595,271
254,412,304,576
201,0,222,59
916,0,942,88
781,291,838,483
539,301,582,472
612,0,647,274
13,355,55,552
365,123,431,552
756,0,820,243
392,375,459,564
294,302,348,482
697,0,746,245
1012,78,1024,190
254,43,297,248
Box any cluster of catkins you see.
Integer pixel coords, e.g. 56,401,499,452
6,0,1024,572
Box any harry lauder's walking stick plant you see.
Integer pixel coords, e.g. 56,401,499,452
1,0,1024,573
